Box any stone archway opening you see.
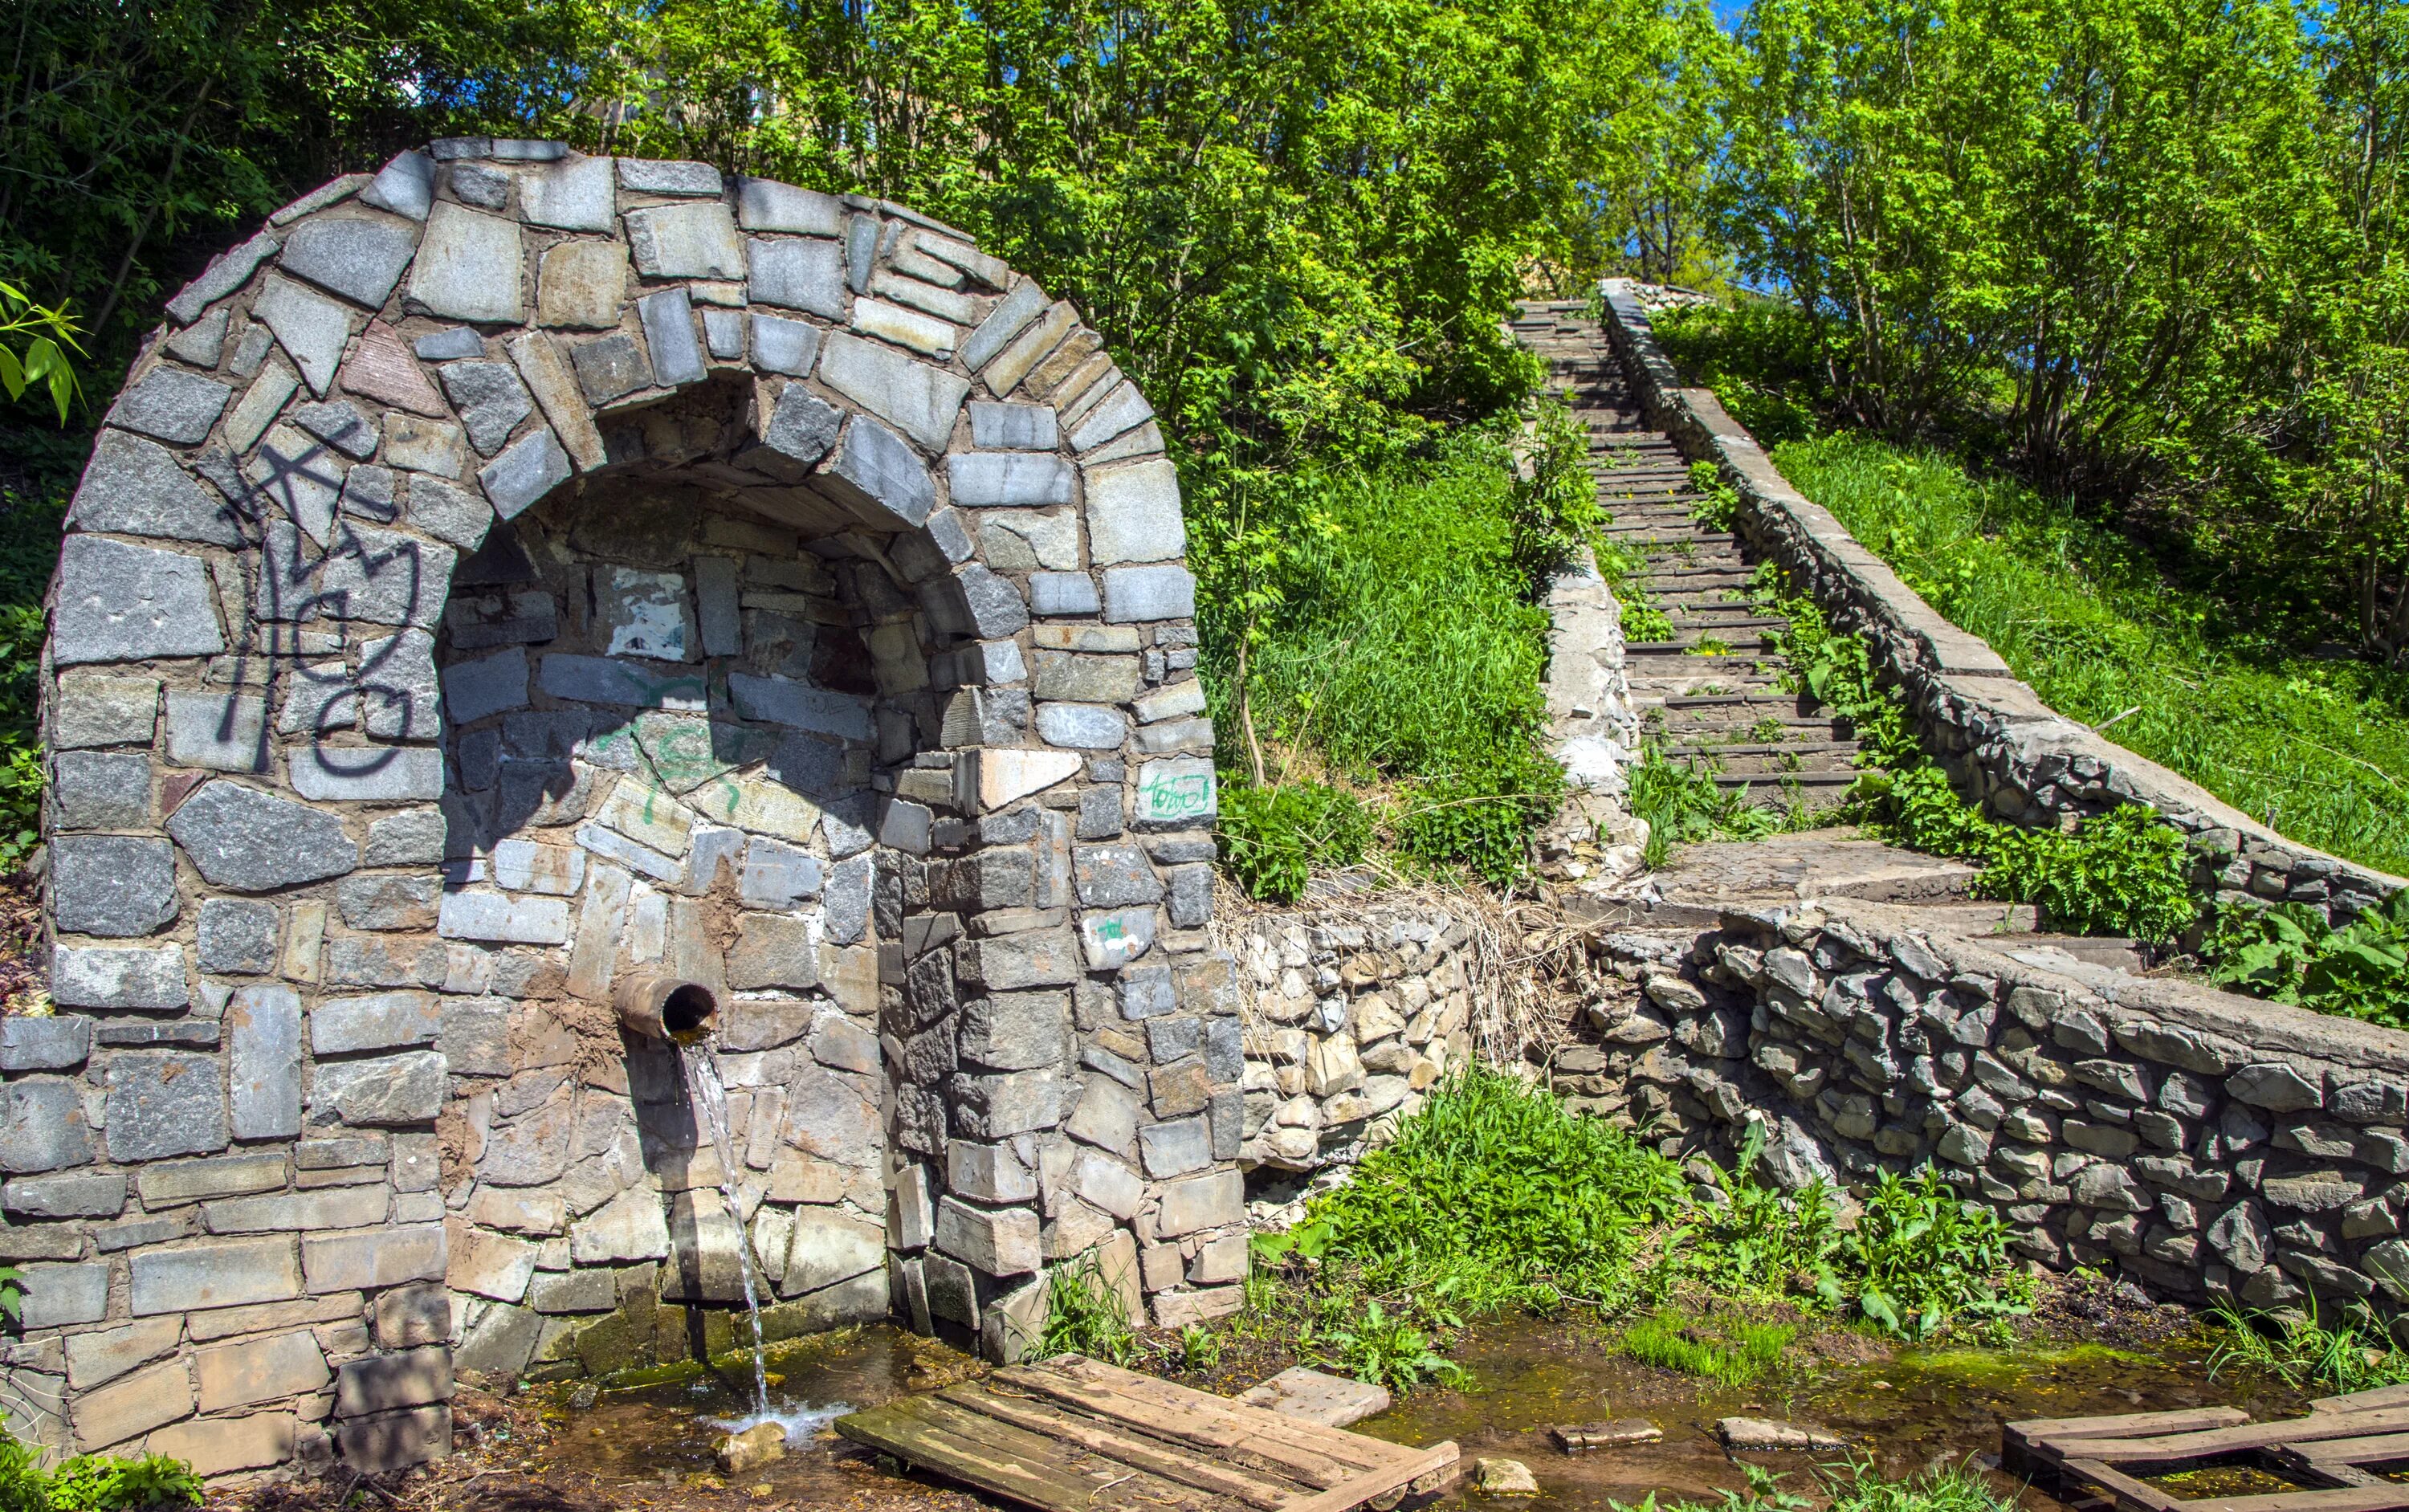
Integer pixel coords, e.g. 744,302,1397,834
19,142,1247,1483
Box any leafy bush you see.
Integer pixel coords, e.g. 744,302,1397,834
1773,593,2197,941
1216,783,1373,903
2204,891,2409,1030
1686,459,1741,532
1323,1300,1462,1394
1832,1169,2029,1340
0,1436,201,1512
1625,743,1796,870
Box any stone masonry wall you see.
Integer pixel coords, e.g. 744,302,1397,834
6,141,1245,1481
1596,279,2407,925
1227,899,1478,1174
1575,903,2409,1323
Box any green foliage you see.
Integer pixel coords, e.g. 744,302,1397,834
1771,592,2196,941
1509,398,1609,591
0,1436,201,1512
1617,1307,1791,1385
1393,745,1565,886
1686,460,1741,532
1323,1300,1462,1394
1835,1169,2030,1341
0,284,79,425
1216,784,1374,904
1625,743,1794,870
1038,1250,1140,1367
2211,1298,2409,1393
1172,1325,1223,1375
2204,893,2409,1030
1616,1460,2012,1512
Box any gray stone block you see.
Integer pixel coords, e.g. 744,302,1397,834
957,991,1070,1073
106,369,232,446
335,1404,451,1475
1074,844,1164,907
1119,964,1177,1019
1139,1116,1211,1178
414,326,483,361
760,385,842,468
622,157,723,196
408,202,525,324
278,215,419,308
312,991,441,1054
817,332,970,451
443,646,529,726
358,627,442,740
53,536,226,666
748,237,846,318
51,750,151,830
54,676,158,749
816,415,934,531
51,948,185,1014
288,744,446,801
1156,1169,1242,1236
19,1261,108,1327
1102,564,1195,623
846,212,878,292
962,281,1049,372
130,1237,301,1314
520,153,616,231
740,836,822,908
695,557,743,657
825,855,873,945
365,807,447,865
948,452,1074,507
165,690,270,772
728,673,873,740
361,150,438,220
194,899,277,975
167,228,281,324
1029,572,1100,616
1037,703,1127,751
703,306,744,358
969,401,1057,450
402,474,492,548
1168,863,1213,928
291,398,380,459
1086,459,1184,564
255,520,454,627
226,984,300,1143
639,286,707,386
1070,382,1154,451
537,653,707,710
626,202,745,279
3,1170,126,1219
167,780,359,890
53,835,177,937
104,1051,228,1160
438,997,509,1077
1,1077,92,1174
337,872,441,929
737,178,846,234
751,314,821,376
310,1051,446,1127
343,463,399,523
252,272,353,395
478,426,572,520
438,360,535,455
1,1015,91,1070
166,306,230,366
956,564,1031,638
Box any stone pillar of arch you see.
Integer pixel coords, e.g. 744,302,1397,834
14,141,1241,1479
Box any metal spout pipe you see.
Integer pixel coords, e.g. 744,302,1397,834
615,973,719,1042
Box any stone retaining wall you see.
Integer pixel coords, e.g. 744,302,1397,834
1595,279,2405,924
8,141,1243,1480
1226,898,1480,1173
1576,904,2409,1321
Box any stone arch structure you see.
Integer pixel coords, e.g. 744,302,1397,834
14,141,1245,1480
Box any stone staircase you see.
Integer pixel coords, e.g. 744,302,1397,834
1510,300,1866,811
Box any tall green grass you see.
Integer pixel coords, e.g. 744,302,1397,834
1772,434,2409,878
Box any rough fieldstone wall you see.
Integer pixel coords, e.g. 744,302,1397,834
1228,901,1478,1173
7,141,1245,1481
1595,279,2407,924
1577,903,2409,1326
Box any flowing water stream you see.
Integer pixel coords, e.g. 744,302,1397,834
681,1039,772,1420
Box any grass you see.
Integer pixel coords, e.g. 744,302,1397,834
1614,1459,2019,1512
2211,1298,2409,1393
1768,434,2409,878
1618,1307,1793,1386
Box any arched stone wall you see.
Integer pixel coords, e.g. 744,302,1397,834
10,141,1242,1480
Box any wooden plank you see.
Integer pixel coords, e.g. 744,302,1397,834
1278,1442,1461,1512
2069,1410,2409,1463
838,1398,1140,1512
2317,1388,2409,1416
903,1396,1224,1512
2181,1486,2409,1512
2293,1431,2409,1465
993,1367,1357,1489
2014,1408,2254,1441
1046,1358,1400,1470
944,1385,1300,1510
2060,1458,2185,1512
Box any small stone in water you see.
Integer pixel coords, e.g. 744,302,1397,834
748,1484,774,1498
569,1383,600,1410
1474,1459,1539,1495
719,1420,787,1473
1718,1417,1849,1452
1551,1420,1661,1452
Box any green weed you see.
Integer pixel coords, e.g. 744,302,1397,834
2210,1298,2409,1393
1688,459,1742,532
1323,1300,1463,1394
1834,1169,2032,1341
1037,1250,1139,1367
1626,744,1794,869
1618,1307,1792,1386
1216,783,1374,903
0,1435,200,1512
2203,891,2409,1031
1822,1458,2021,1512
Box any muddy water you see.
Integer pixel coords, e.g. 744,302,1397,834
538,1316,2308,1512
1358,1316,2309,1512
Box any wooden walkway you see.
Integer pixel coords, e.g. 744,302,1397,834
2004,1385,2409,1512
835,1355,1459,1512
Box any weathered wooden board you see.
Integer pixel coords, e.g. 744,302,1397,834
2006,1386,2409,1512
837,1355,1459,1512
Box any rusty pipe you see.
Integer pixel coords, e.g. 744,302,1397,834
615,973,719,1043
